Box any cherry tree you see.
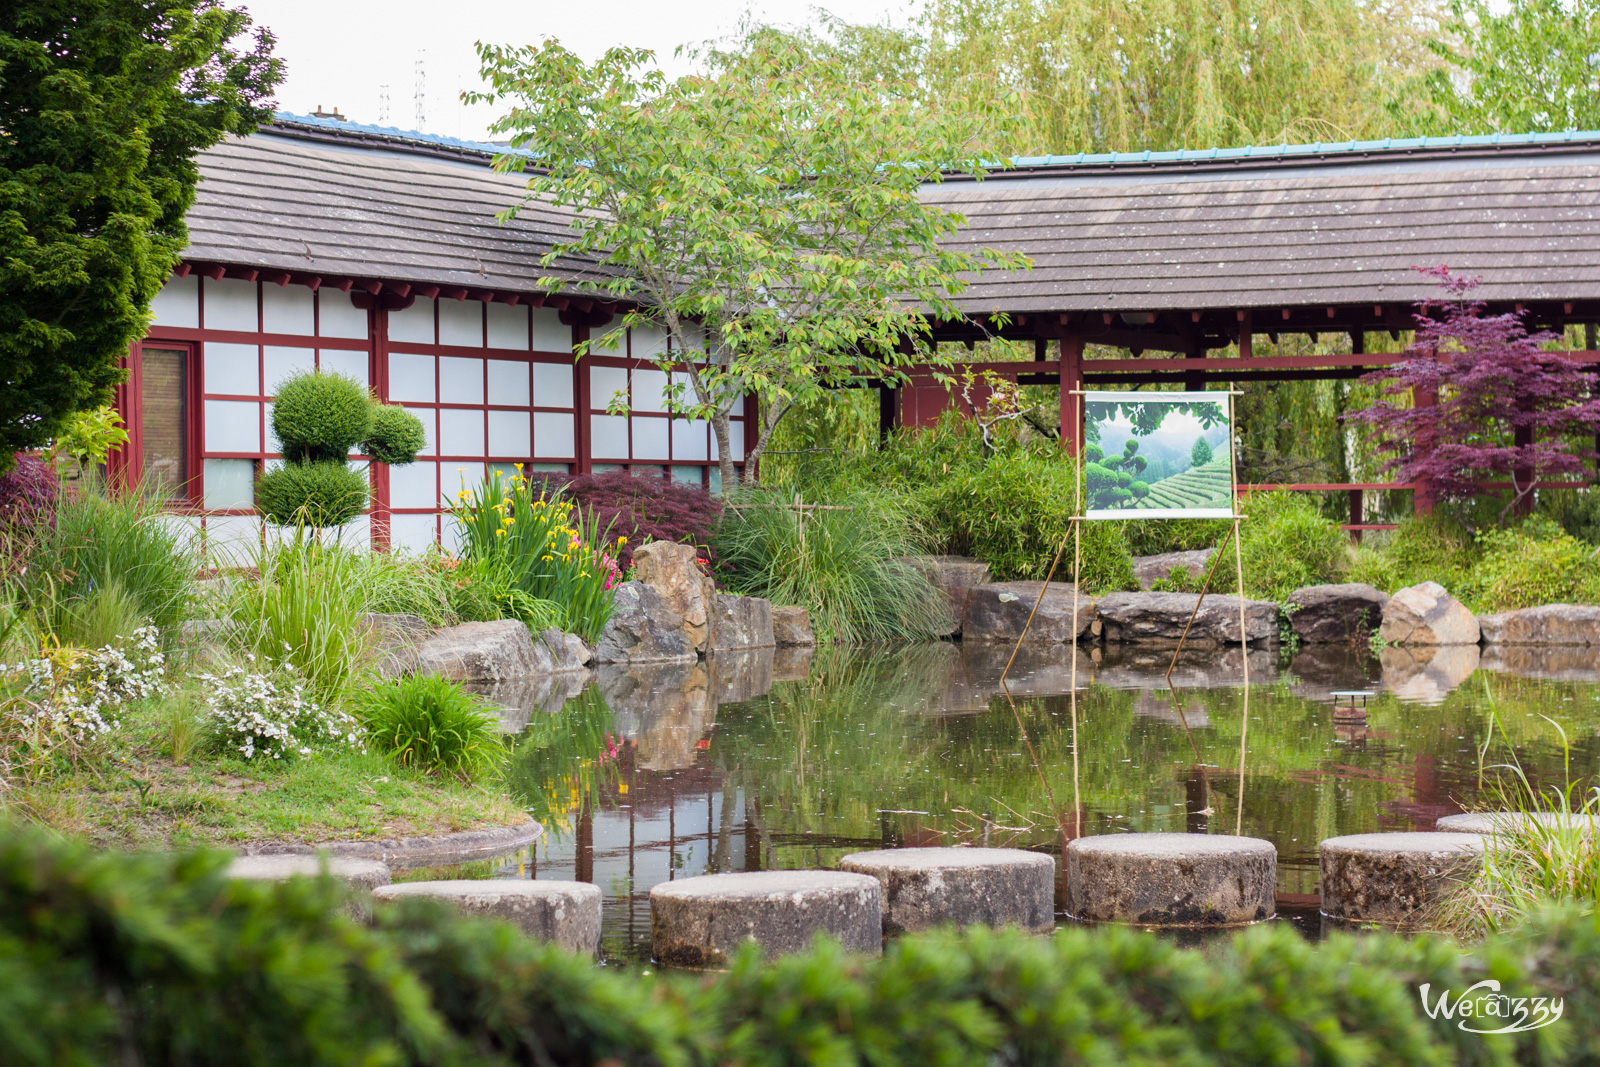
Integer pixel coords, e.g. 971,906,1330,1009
1349,267,1600,520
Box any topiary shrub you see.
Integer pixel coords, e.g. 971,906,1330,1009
256,462,370,527
361,405,428,465
271,372,372,464
262,373,421,529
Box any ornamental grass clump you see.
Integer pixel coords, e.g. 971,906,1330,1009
713,489,948,644
359,675,504,781
451,469,618,643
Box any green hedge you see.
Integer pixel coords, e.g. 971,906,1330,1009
1,822,1596,1065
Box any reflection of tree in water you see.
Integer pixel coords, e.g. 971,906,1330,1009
705,647,1600,881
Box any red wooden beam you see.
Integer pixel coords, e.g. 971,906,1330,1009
359,279,383,295
260,270,292,287
440,286,469,301
224,266,258,282
414,284,440,300
335,278,353,293
388,282,412,298
295,274,322,291
547,296,569,311
502,293,522,306
173,262,192,279
526,293,545,307
1238,482,1415,491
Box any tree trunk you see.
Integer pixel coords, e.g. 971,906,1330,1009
710,407,738,490
739,398,791,486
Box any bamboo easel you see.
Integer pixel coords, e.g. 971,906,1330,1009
999,388,1252,838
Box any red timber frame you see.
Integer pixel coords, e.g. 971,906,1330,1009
111,264,749,553
883,304,1600,526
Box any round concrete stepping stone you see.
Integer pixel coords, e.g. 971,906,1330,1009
1436,811,1594,836
1319,832,1485,925
650,870,881,967
225,855,391,891
372,880,601,954
840,847,1055,935
1064,833,1276,926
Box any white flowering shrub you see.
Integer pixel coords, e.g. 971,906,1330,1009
1,625,167,747
201,660,362,760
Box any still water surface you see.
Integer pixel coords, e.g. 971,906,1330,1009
474,641,1600,960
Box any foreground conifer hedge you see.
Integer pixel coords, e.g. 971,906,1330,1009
0,825,1595,1066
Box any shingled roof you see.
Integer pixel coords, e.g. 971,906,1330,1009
183,115,610,296
925,132,1600,316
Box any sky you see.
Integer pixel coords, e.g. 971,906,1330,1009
238,0,919,141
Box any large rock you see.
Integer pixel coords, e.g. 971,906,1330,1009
710,594,775,651
1480,644,1600,682
1285,584,1389,644
1132,549,1214,590
416,620,542,683
594,582,699,664
906,556,991,635
1477,604,1600,646
1094,591,1279,646
961,581,1096,643
772,606,815,647
631,540,715,653
708,647,775,705
360,613,430,678
538,627,593,671
1380,582,1479,646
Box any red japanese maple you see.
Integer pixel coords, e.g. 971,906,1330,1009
1349,267,1600,519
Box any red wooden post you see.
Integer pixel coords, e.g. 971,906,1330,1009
1348,488,1363,544
1413,383,1437,516
369,305,392,551
1059,334,1084,455
573,322,591,475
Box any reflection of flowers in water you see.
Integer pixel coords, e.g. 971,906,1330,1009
504,694,623,837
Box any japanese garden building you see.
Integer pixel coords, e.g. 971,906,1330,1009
118,116,1600,549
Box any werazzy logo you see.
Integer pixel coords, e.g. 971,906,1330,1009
1419,981,1564,1034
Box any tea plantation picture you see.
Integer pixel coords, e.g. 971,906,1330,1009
1082,392,1234,518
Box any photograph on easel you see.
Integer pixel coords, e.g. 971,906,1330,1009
1082,390,1233,519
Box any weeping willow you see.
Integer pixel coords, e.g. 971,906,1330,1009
780,0,1438,155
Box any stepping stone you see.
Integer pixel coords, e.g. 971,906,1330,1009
650,870,881,967
1319,832,1485,925
1435,812,1593,836
372,880,601,954
1065,833,1276,926
840,847,1055,935
225,855,391,891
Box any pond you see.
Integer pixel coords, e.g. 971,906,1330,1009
477,641,1600,961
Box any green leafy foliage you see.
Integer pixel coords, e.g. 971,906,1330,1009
358,675,505,781
1122,517,1231,556
0,1,280,467
254,462,369,528
714,489,949,643
1424,0,1600,135
1230,490,1347,602
1347,513,1480,594
1459,518,1600,612
18,490,196,644
46,405,128,480
361,404,428,466
470,33,1023,486
931,451,1137,591
271,372,373,464
2,818,1599,1066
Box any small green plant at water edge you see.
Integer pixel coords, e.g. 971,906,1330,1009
359,675,504,781
451,470,618,643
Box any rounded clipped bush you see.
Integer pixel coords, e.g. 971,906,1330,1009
256,462,369,527
271,372,373,463
361,405,427,466
359,674,505,780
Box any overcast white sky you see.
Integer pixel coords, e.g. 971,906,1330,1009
238,0,919,141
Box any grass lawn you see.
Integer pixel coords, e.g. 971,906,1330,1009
11,687,530,852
